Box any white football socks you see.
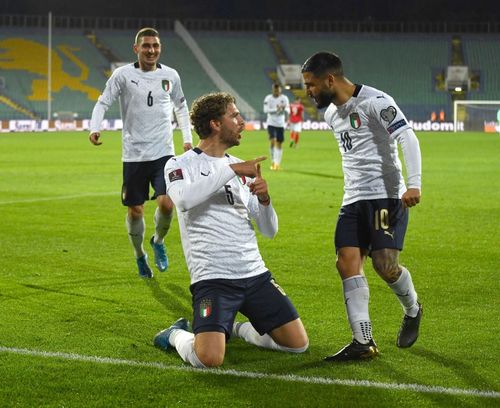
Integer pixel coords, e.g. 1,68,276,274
343,275,373,344
125,215,145,258
388,266,419,317
169,330,206,368
153,207,172,244
270,146,275,164
232,322,308,353
274,148,283,165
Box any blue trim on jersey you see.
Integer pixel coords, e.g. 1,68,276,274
387,119,408,134
133,62,162,69
353,84,362,97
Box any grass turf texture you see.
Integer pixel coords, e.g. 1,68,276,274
0,130,498,407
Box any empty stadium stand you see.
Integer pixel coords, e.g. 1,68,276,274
0,26,498,124
279,32,452,121
462,35,500,101
191,31,279,118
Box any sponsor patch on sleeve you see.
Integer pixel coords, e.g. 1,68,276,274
168,169,184,182
387,119,407,134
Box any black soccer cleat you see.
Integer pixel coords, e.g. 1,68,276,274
397,302,423,348
324,339,379,362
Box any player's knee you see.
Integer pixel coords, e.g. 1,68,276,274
291,339,309,353
159,205,174,216
196,350,225,368
290,335,309,352
335,257,347,274
372,259,400,283
128,205,144,219
158,196,174,213
336,253,358,276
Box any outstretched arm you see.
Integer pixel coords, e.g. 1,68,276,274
166,157,266,212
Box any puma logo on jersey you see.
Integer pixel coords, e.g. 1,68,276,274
201,171,210,176
384,230,395,239
131,80,139,86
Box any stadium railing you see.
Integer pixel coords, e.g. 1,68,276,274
1,14,500,33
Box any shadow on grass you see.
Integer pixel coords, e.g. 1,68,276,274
284,169,343,180
411,346,498,391
145,279,191,318
21,283,121,304
372,346,496,407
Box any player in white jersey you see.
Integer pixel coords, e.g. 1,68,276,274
89,28,193,279
263,83,290,170
153,92,308,368
302,52,423,361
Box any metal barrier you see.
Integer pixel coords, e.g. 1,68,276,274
1,14,499,33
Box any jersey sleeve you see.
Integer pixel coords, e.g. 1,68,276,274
165,157,235,211
395,128,422,189
263,95,276,114
283,95,290,115
89,69,122,133
170,70,193,144
368,95,411,139
248,197,278,238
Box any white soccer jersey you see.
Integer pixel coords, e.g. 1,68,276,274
263,94,290,128
90,62,192,162
324,84,415,206
165,148,278,284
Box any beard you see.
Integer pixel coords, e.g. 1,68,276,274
314,89,335,109
221,131,241,148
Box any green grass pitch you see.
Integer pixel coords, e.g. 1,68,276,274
0,130,499,407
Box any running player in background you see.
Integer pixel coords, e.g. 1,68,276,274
89,27,193,278
153,92,308,368
302,51,423,361
289,96,304,147
263,83,290,170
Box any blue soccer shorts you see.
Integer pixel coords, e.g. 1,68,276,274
334,198,409,253
121,155,173,206
190,271,299,339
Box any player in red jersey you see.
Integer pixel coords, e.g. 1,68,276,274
289,97,304,147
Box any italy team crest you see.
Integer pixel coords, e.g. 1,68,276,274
162,79,170,92
200,298,212,318
349,112,361,129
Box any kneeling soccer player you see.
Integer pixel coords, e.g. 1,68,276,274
153,92,309,367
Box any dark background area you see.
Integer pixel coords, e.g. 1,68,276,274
2,0,500,22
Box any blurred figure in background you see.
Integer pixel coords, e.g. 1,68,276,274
263,83,290,170
289,96,304,147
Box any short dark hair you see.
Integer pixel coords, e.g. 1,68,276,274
190,92,236,139
301,52,344,77
135,27,160,44
273,83,281,89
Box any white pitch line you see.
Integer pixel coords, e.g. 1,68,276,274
1,346,499,399
0,192,116,205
